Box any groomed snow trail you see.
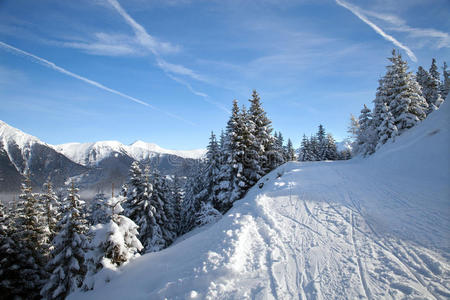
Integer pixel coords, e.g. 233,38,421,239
71,103,449,300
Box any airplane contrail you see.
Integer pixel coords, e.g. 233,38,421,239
335,0,417,62
106,0,229,114
0,41,196,125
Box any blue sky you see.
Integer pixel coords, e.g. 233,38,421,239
0,0,449,149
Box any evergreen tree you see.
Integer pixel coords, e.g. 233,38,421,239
215,100,240,212
285,138,296,161
385,50,428,132
347,114,359,142
324,134,338,160
199,132,221,206
40,180,60,257
316,124,327,160
355,104,376,156
309,135,320,161
442,62,449,99
181,162,206,233
16,175,47,259
87,192,110,225
170,176,184,234
41,183,88,300
83,196,142,290
248,90,275,174
298,135,310,161
417,62,441,113
123,163,168,253
0,201,46,299
229,104,251,204
269,131,285,169
427,59,444,110
194,202,222,228
376,102,398,147
151,169,177,248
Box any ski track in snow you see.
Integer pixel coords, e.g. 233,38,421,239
71,103,450,300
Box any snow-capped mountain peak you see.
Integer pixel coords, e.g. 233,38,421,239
0,120,42,150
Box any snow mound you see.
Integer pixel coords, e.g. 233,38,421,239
70,104,449,299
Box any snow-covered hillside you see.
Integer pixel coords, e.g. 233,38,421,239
54,140,206,166
71,103,449,300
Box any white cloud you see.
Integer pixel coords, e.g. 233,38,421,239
335,0,417,62
353,6,450,49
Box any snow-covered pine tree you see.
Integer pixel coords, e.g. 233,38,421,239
194,201,222,228
229,104,251,204
298,135,309,161
181,162,206,233
248,90,275,174
200,132,221,206
215,100,240,213
87,192,110,226
371,78,388,144
271,131,285,167
151,169,177,248
170,176,184,234
347,114,359,143
416,66,429,92
0,200,46,299
355,104,376,156
285,138,296,161
16,175,47,261
442,62,449,99
309,135,320,161
40,180,60,257
83,196,142,290
376,102,398,148
427,58,444,110
240,105,260,188
385,50,428,132
324,134,338,160
417,63,439,113
316,124,327,160
41,182,89,300
123,162,166,253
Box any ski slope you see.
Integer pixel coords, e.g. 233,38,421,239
71,103,449,300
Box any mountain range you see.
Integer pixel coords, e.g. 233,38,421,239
0,120,205,196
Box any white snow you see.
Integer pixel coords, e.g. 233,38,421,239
70,103,450,299
0,120,49,171
54,140,206,166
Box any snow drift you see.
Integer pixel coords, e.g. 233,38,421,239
71,102,449,299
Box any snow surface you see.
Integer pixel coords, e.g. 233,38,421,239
54,140,206,166
0,120,43,150
70,102,449,299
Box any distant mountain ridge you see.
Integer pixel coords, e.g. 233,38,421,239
0,120,204,194
53,140,205,166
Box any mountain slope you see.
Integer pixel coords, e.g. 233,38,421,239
0,121,87,190
0,121,204,194
70,103,449,299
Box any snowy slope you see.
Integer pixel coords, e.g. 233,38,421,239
54,140,206,166
0,121,87,189
71,103,449,300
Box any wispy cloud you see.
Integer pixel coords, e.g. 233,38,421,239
165,73,230,113
362,10,450,49
335,0,417,62
105,0,227,112
56,32,148,57
0,41,195,126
